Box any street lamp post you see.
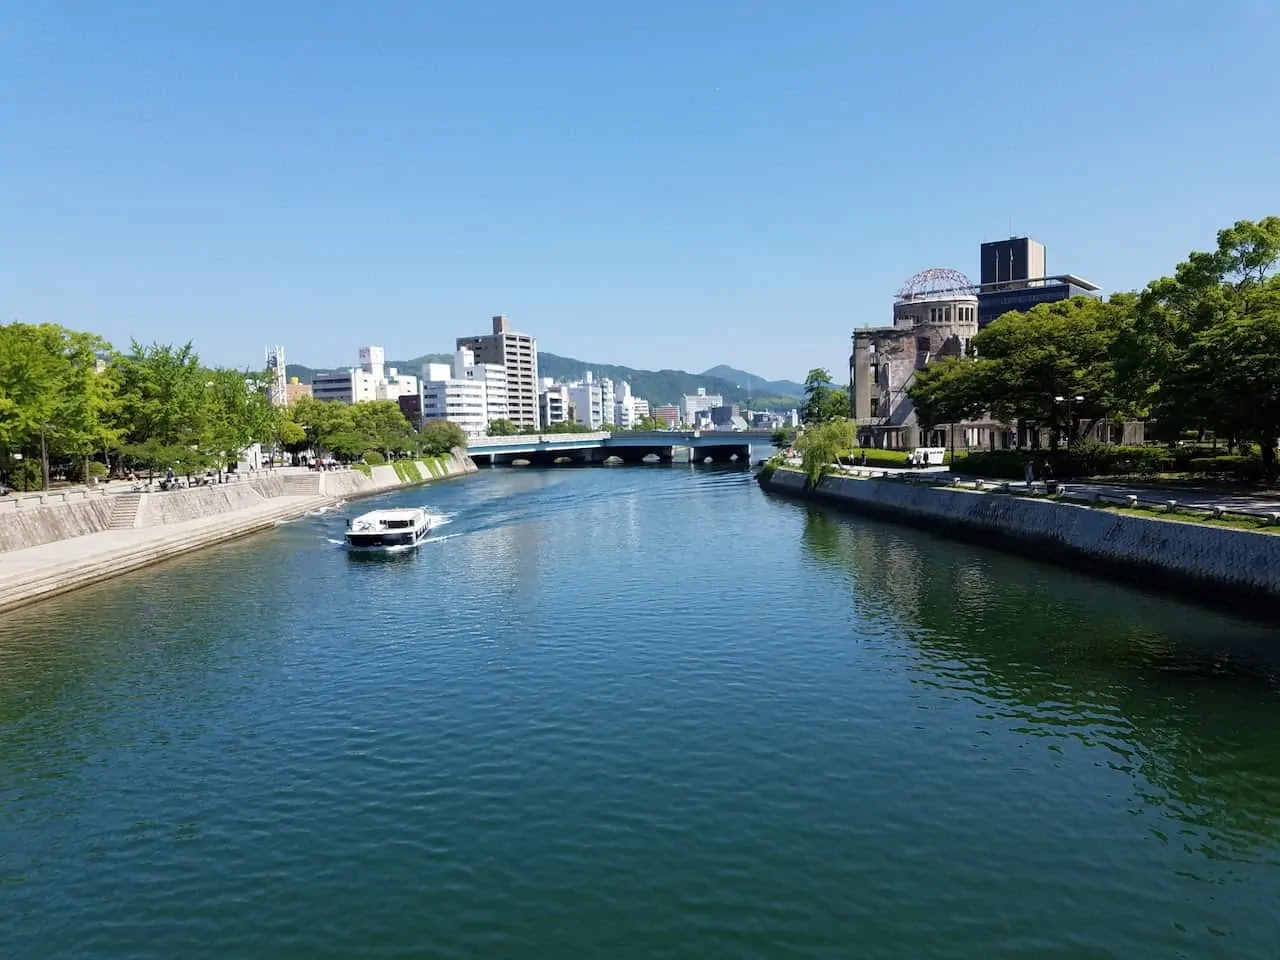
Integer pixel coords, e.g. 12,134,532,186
1053,395,1085,449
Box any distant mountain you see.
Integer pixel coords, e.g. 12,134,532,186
537,353,798,408
700,365,806,399
286,352,801,409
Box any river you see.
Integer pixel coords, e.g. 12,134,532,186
2,463,1279,958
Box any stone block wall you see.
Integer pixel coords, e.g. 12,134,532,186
763,468,1280,603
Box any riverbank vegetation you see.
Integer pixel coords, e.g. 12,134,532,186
0,328,464,491
909,217,1280,480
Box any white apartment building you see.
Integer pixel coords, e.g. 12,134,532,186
453,347,508,424
612,382,650,429
567,372,605,430
539,380,570,426
418,348,509,438
680,387,723,424
310,345,418,404
599,378,615,426
421,365,487,437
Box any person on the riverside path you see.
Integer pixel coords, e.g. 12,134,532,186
1024,460,1035,486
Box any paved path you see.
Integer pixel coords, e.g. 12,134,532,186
1012,480,1280,514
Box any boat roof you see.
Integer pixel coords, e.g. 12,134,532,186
354,507,427,519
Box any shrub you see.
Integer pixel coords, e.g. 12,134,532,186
954,445,1179,480
65,459,110,483
842,448,910,468
1186,455,1265,482
362,450,386,466
9,459,44,491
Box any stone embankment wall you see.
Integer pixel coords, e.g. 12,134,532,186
0,492,116,552
760,467,1280,607
0,449,476,554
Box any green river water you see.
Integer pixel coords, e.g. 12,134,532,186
2,464,1278,958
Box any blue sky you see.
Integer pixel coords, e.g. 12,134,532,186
3,1,1278,383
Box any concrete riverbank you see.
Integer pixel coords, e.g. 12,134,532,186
0,450,476,613
759,465,1280,615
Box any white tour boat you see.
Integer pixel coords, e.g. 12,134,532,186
344,507,432,551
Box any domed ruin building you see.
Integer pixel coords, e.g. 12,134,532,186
850,268,1011,451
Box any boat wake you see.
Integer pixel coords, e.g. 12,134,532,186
422,533,460,544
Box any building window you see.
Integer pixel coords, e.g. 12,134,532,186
869,398,879,417
917,338,930,353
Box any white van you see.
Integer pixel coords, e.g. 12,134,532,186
908,447,947,467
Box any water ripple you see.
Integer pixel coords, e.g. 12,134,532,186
2,466,1280,957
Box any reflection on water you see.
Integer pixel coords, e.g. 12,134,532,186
801,506,1280,861
3,467,1280,958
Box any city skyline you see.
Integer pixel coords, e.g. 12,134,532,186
4,2,1278,380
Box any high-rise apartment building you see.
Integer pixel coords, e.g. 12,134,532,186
456,315,539,430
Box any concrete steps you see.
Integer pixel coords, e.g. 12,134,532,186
280,475,322,496
108,492,143,529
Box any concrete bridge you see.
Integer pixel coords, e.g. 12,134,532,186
467,431,755,467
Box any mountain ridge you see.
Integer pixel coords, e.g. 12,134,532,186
284,352,801,408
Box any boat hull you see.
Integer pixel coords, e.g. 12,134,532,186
344,524,432,552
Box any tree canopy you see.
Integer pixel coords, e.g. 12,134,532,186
0,323,467,490
906,216,1280,472
801,369,849,424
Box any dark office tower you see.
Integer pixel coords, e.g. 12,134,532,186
980,237,1046,287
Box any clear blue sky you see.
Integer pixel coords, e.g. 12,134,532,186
4,1,1278,383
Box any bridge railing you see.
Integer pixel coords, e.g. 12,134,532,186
469,432,610,448
468,429,766,449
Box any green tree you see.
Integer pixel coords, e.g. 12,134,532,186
795,420,853,487
771,426,795,452
801,368,849,424
600,421,618,433
908,357,990,460
957,295,1130,448
115,341,207,448
544,420,592,434
486,418,519,436
420,419,467,457
1125,216,1280,472
0,323,69,488
285,395,352,459
631,415,667,432
201,367,274,476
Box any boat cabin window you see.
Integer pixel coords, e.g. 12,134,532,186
385,519,413,528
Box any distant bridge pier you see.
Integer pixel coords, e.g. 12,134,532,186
706,444,751,464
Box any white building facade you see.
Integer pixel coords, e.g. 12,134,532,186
418,348,510,438
310,345,418,404
567,373,605,430
613,381,649,429
680,387,723,425
539,379,570,426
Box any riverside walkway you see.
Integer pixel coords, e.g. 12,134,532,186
0,493,323,613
